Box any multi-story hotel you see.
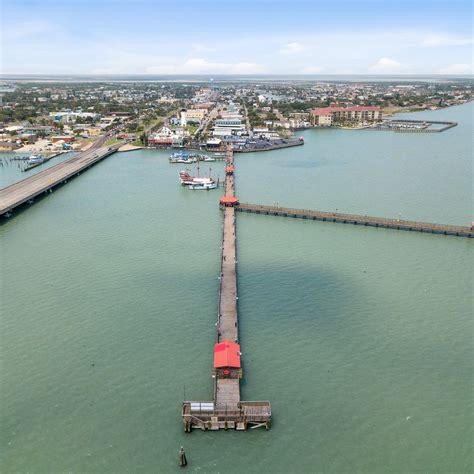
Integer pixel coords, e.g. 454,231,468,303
310,106,382,126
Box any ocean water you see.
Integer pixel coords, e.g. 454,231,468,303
1,103,472,473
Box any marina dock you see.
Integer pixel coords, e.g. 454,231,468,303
181,147,271,432
22,151,69,172
0,138,121,217
236,203,473,238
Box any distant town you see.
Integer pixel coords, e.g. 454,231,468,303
0,78,472,154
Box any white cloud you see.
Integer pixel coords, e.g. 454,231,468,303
421,34,473,47
279,42,304,55
368,57,405,73
145,58,263,74
301,66,324,73
438,63,473,74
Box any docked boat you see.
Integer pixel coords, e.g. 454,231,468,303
188,182,218,190
201,155,216,162
27,154,45,164
169,152,198,164
179,170,215,186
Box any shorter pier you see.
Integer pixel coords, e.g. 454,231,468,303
236,203,473,238
0,139,121,217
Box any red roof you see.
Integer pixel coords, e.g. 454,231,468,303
220,196,239,204
311,106,381,115
214,341,241,368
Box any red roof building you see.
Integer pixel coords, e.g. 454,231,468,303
214,341,241,368
219,196,239,207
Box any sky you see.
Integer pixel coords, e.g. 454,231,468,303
1,0,473,75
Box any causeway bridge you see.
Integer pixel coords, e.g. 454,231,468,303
181,148,271,432
0,136,121,217
236,203,473,238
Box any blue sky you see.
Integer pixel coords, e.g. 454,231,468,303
1,0,473,75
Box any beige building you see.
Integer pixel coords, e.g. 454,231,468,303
185,109,207,122
311,106,382,126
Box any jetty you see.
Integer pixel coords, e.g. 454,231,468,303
371,119,457,133
0,137,121,217
181,147,271,432
236,203,473,238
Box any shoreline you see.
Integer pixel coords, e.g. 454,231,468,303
382,99,473,117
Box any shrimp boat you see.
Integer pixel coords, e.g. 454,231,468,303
178,170,215,186
178,162,218,190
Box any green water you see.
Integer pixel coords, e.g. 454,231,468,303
1,103,472,473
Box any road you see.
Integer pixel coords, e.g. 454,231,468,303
0,136,120,215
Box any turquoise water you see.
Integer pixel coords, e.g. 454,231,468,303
1,103,472,473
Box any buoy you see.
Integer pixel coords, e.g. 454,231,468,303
179,446,187,467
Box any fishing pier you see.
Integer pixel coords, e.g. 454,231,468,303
236,203,473,238
0,138,121,217
181,147,271,432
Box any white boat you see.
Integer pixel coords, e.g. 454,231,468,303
202,156,216,162
188,182,218,190
179,170,215,186
27,154,45,164
169,152,198,164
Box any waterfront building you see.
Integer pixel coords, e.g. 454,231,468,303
149,126,185,146
310,106,382,126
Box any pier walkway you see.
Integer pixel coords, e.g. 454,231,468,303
236,203,473,238
0,137,121,216
182,148,271,432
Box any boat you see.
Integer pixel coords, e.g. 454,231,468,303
169,152,198,164
201,155,216,162
27,154,45,164
188,182,218,190
178,170,215,186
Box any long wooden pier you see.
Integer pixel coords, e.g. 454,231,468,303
0,137,121,217
236,203,473,238
181,148,271,432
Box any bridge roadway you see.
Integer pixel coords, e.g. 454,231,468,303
236,203,473,238
0,136,121,216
